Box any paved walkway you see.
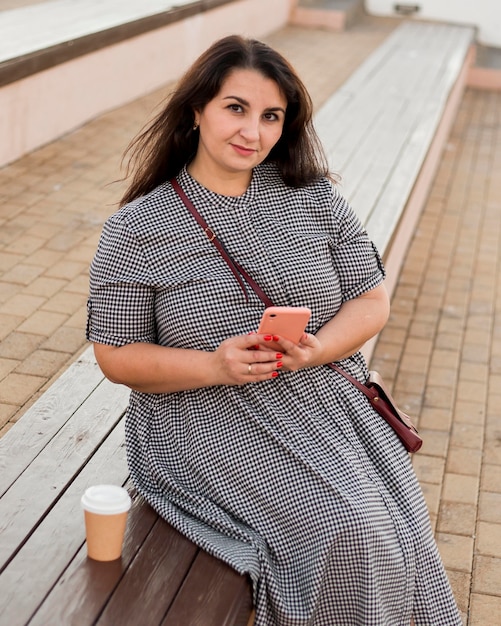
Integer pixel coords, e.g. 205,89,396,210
0,12,500,625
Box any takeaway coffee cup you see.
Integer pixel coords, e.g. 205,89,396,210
81,484,131,561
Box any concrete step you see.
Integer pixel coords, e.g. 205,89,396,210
290,0,365,31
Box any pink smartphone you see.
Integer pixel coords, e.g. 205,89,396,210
257,306,311,344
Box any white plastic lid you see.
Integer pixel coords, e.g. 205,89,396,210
81,484,132,515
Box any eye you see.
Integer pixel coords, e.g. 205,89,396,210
227,103,243,113
263,111,280,122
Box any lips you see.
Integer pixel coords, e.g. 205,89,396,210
231,144,256,156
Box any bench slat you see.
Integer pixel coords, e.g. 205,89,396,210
0,347,111,496
162,549,253,626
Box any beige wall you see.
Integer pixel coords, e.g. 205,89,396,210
0,0,292,168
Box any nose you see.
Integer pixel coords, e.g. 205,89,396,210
239,116,260,142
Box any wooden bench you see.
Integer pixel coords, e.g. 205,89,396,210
0,18,475,626
314,20,475,301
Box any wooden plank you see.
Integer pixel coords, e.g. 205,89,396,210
0,346,110,496
96,519,199,625
28,487,158,626
0,377,129,572
162,550,253,626
29,494,200,626
0,417,129,624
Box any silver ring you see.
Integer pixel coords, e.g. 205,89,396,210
248,364,252,374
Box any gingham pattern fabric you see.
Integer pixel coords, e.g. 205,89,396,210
87,164,461,626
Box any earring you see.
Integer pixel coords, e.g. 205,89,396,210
193,121,199,131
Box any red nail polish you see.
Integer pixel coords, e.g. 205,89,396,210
276,361,283,368
275,353,283,359
264,335,272,341
273,335,280,342
271,371,279,378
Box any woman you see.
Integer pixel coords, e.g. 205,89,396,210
87,35,461,625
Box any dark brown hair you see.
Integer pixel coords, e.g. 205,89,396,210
120,35,332,205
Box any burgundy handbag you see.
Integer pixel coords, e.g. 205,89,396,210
327,364,422,453
172,179,423,454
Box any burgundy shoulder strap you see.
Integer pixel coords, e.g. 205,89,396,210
171,178,274,307
328,362,371,397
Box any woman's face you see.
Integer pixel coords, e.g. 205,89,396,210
192,68,287,185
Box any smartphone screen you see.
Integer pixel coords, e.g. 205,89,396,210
257,306,311,344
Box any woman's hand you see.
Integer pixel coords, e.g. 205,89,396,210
252,332,321,372
211,333,284,385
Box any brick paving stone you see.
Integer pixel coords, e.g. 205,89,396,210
40,326,87,354
469,594,501,626
41,292,87,315
0,403,17,431
435,330,463,352
0,281,21,305
419,482,441,520
1,263,44,286
446,447,483,477
0,331,43,359
481,464,501,493
0,357,19,379
454,399,486,425
16,310,68,335
476,521,501,558
416,429,449,458
45,259,88,280
0,293,45,317
15,349,70,378
438,502,477,536
436,532,474,572
450,423,485,450
484,433,501,466
0,372,45,405
23,276,67,298
426,365,457,388
424,384,456,411
25,247,62,270
0,313,23,341
418,407,453,432
6,234,45,256
448,570,472,616
442,473,480,505
412,454,446,484
64,275,90,295
478,492,501,524
472,555,501,596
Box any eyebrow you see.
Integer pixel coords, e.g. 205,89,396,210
222,95,286,115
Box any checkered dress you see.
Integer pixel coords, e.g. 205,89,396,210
88,164,461,625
